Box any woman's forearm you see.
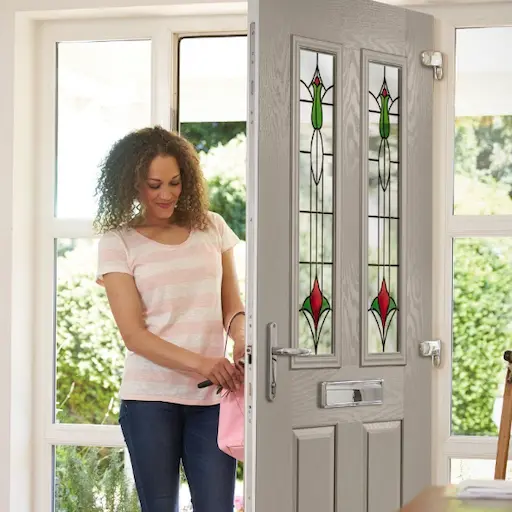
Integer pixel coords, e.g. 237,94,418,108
123,328,203,373
226,310,245,346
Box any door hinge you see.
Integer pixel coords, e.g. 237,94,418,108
419,340,441,368
421,50,443,81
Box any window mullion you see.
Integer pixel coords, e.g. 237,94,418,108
45,424,124,447
151,26,173,129
448,215,512,238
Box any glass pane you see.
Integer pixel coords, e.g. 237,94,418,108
297,49,335,355
55,238,124,425
56,40,151,219
450,459,512,483
367,62,401,354
178,36,247,123
451,238,512,436
54,446,138,511
454,28,512,215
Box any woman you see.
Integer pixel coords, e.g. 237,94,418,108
94,126,245,512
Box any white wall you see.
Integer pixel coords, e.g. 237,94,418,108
0,7,17,512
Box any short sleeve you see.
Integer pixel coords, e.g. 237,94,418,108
96,231,133,286
209,212,240,253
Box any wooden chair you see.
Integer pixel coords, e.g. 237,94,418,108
495,350,512,479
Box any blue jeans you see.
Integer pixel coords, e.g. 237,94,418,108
119,400,237,512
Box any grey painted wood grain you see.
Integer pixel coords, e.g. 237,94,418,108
337,422,366,512
341,47,362,369
402,8,434,505
250,0,434,510
293,426,336,512
290,366,404,425
366,421,402,512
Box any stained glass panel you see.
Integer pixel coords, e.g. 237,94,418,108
298,49,335,355
367,62,400,354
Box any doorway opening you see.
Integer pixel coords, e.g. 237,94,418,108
40,22,248,512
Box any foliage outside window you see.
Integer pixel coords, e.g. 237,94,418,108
452,116,512,436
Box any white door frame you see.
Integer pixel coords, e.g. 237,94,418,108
32,13,248,510
409,2,512,486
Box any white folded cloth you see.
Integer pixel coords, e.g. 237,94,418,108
456,479,512,500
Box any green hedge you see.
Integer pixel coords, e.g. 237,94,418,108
56,272,124,425
452,238,512,436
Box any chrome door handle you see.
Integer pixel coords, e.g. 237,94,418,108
267,322,312,402
272,347,311,356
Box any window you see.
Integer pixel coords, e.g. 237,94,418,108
35,16,247,511
435,22,512,484
451,27,512,436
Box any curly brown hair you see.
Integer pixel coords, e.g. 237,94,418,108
94,126,209,233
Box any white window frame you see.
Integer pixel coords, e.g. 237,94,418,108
34,13,247,510
426,2,512,486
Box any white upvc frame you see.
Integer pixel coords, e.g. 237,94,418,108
34,13,247,511
427,2,512,486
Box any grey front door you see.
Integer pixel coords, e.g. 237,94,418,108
245,1,434,511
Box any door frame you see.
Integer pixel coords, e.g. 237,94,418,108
32,12,249,511
407,1,512,486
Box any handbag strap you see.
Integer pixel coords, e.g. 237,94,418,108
224,311,245,357
196,311,246,390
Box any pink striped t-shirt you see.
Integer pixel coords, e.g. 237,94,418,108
96,211,240,405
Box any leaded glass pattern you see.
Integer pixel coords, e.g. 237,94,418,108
298,49,334,355
367,62,400,354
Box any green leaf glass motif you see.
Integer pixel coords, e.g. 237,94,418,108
298,49,334,355
368,64,400,353
311,71,324,131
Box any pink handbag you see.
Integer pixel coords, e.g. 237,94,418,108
218,311,245,461
197,312,245,461
218,382,245,461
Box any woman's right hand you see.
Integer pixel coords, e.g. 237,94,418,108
198,356,243,392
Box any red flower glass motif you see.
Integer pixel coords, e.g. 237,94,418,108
369,278,398,351
300,276,331,354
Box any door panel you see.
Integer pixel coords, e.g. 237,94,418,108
293,426,336,510
246,1,433,511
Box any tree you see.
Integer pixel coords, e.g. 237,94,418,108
208,174,246,240
180,122,246,153
455,115,512,199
